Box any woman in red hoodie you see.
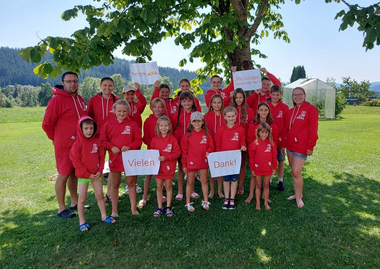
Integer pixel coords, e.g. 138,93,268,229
282,87,319,208
70,116,115,231
181,112,214,212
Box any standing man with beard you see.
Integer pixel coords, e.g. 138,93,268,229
43,72,88,218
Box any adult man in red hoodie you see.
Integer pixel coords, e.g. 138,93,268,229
42,72,88,218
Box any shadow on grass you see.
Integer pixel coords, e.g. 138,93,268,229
0,169,379,268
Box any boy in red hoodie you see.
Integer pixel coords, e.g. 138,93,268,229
70,116,116,231
267,85,289,191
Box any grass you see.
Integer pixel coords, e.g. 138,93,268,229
0,105,380,268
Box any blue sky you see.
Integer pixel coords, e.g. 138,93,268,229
1,0,379,84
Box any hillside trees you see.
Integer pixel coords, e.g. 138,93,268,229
339,76,374,101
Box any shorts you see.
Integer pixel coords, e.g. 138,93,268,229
55,149,74,175
78,178,101,183
223,174,238,182
287,149,307,161
277,147,285,162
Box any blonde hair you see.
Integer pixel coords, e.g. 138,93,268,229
155,116,173,136
223,106,237,116
255,122,274,145
113,99,130,112
151,98,166,111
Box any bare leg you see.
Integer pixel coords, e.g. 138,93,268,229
186,171,196,205
78,182,89,226
126,176,139,214
165,179,173,208
199,169,209,203
110,172,121,217
106,172,112,198
141,175,152,205
177,161,184,196
245,175,256,204
255,175,262,210
217,177,224,198
67,171,78,207
55,173,70,212
237,151,247,193
230,180,238,200
223,181,230,200
263,175,271,210
287,153,305,207
278,161,285,179
208,170,215,198
156,178,164,209
92,179,110,221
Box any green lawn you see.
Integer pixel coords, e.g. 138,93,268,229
0,106,379,268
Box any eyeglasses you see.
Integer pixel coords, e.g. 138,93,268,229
292,93,304,97
64,80,79,84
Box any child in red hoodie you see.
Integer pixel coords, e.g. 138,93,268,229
204,94,225,198
181,112,214,212
267,85,289,191
248,123,277,211
100,100,143,216
150,116,181,217
152,80,178,116
70,116,115,232
231,88,255,195
173,78,202,112
215,107,247,210
139,98,166,207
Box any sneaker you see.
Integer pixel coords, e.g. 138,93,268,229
222,199,229,210
57,208,76,218
229,199,236,210
277,181,285,191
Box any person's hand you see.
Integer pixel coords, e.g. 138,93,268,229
158,156,165,161
134,82,140,90
231,66,237,72
89,174,98,181
121,146,130,152
281,148,286,156
182,167,187,174
251,171,256,176
272,169,276,175
255,88,261,95
230,91,234,98
206,152,210,156
307,150,313,156
241,146,247,151
260,67,268,74
111,146,120,154
153,80,160,88
94,172,101,179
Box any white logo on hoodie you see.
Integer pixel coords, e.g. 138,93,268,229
231,132,239,141
91,144,98,153
121,126,131,134
297,111,306,120
163,144,172,152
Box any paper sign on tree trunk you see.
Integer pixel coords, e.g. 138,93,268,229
232,69,262,91
130,62,160,85
207,150,241,178
122,150,160,176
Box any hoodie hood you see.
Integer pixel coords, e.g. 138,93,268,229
77,116,98,141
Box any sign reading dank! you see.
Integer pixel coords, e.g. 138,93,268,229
207,150,241,177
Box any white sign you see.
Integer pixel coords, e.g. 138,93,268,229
233,69,262,91
207,150,241,177
122,150,160,176
130,62,160,85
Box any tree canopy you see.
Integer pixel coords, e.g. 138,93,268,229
19,0,380,82
290,65,306,83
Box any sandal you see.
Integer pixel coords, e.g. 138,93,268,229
229,199,236,210
175,193,183,200
191,192,200,199
78,222,91,232
102,216,116,224
165,206,174,217
201,201,211,210
185,203,195,212
222,199,229,210
136,185,142,193
153,208,163,217
237,188,244,195
138,199,147,207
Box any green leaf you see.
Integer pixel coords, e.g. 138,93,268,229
30,48,42,63
19,47,33,62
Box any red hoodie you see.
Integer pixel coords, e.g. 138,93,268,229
171,109,195,144
248,139,277,176
267,100,289,147
235,106,255,137
42,85,87,151
215,124,247,152
69,116,105,179
283,102,319,155
204,110,226,142
173,93,202,112
151,88,178,116
100,117,143,172
205,79,234,108
127,89,147,130
87,93,120,137
151,135,181,179
181,129,215,171
247,72,281,110
143,113,164,148
247,122,279,146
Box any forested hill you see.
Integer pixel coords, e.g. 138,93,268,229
0,47,210,90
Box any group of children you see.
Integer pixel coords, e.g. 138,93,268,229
70,73,290,231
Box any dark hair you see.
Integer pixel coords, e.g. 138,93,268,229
179,78,190,86
262,77,270,82
232,88,248,124
159,84,171,91
186,118,209,135
177,92,196,127
208,94,224,113
61,71,78,82
211,75,221,82
255,122,273,145
80,119,97,139
82,119,94,125
270,85,282,93
100,77,114,84
253,101,274,125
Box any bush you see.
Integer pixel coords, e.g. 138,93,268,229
335,90,347,117
363,98,380,106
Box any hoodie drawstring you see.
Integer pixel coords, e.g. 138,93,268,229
72,96,81,119
289,105,301,130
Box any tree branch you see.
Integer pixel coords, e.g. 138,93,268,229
244,0,269,40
